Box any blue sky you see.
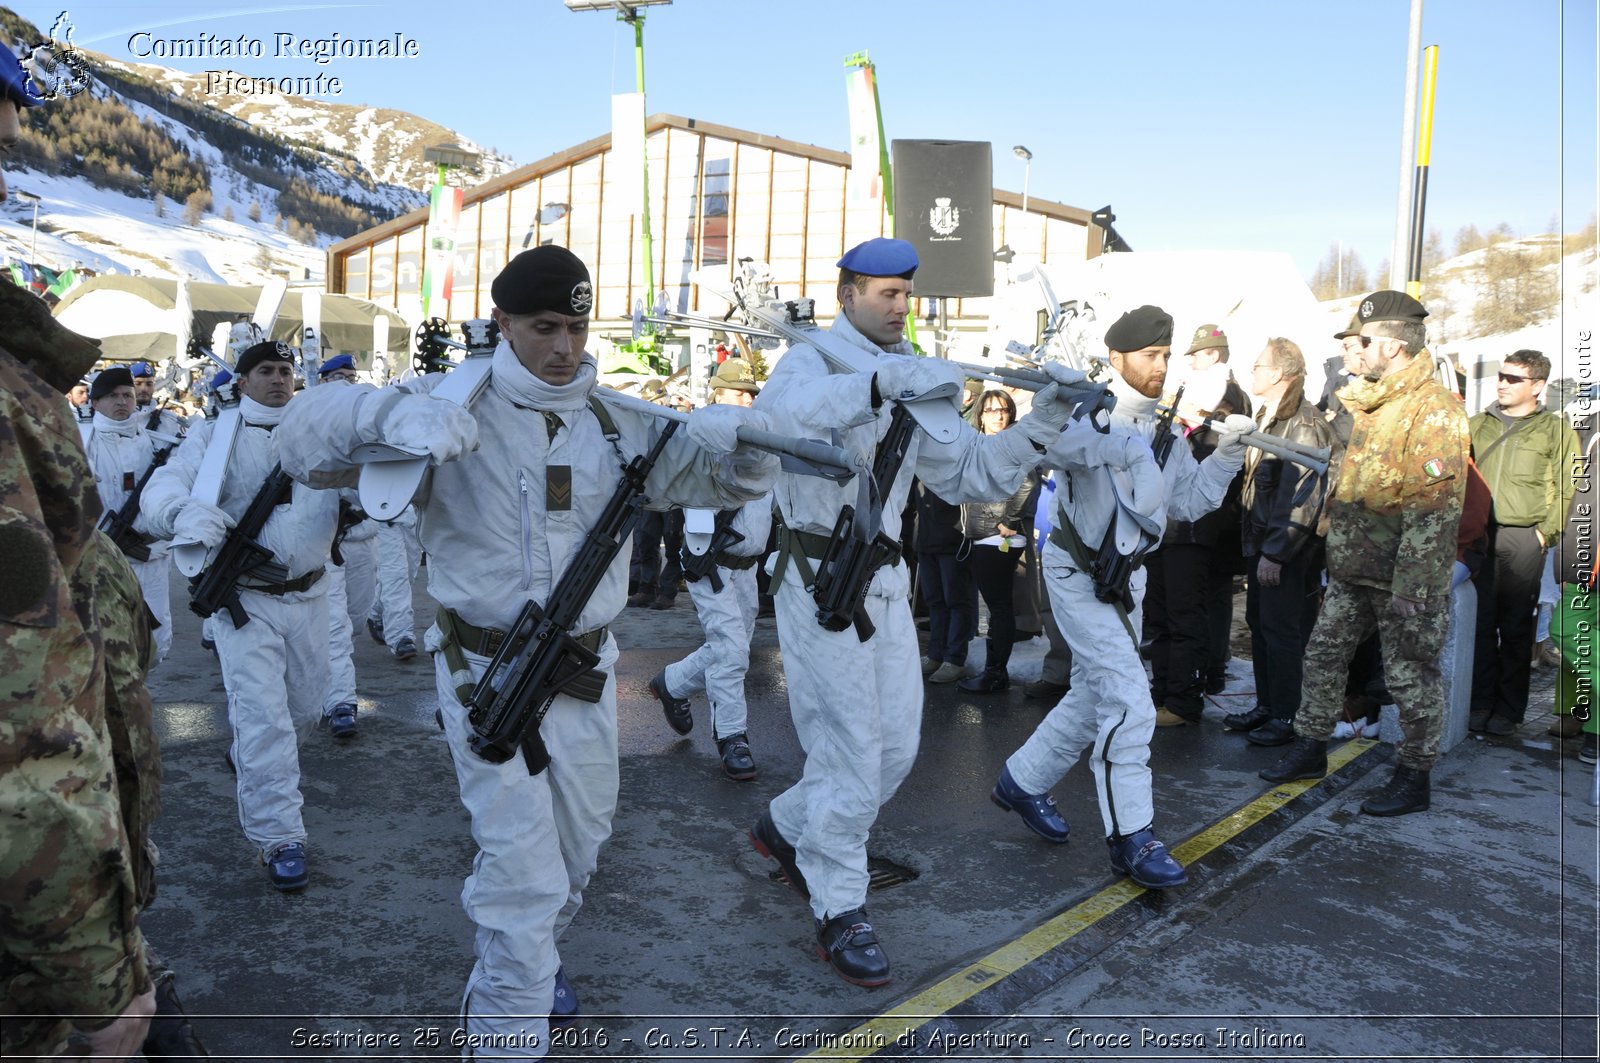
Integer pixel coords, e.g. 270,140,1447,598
29,0,1599,280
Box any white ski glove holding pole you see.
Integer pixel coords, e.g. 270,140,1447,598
1018,363,1094,444
1211,413,1256,469
685,404,770,454
372,394,480,464
873,354,965,404
172,499,234,550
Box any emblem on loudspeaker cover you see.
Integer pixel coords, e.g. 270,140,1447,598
929,196,960,239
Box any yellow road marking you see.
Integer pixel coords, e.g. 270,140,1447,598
804,739,1376,1059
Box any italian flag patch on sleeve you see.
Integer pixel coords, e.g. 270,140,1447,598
1423,458,1445,478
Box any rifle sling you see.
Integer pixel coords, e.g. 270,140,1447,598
1048,518,1139,648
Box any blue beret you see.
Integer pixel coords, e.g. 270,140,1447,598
317,353,355,375
129,360,154,377
0,46,43,109
837,237,918,279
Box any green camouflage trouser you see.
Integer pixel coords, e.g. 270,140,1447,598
1299,579,1451,769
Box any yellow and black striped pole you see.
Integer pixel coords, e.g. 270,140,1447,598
1406,45,1440,299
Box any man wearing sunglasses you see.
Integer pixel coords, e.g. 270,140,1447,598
1262,290,1469,817
1467,350,1580,737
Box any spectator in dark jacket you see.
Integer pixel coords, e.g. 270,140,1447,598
1146,328,1252,726
959,390,1038,693
1223,337,1340,745
915,481,977,684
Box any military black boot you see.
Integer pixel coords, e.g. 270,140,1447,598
142,972,210,1058
815,908,891,987
1258,736,1328,782
1360,764,1431,817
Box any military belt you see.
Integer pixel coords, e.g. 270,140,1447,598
717,553,761,571
446,609,607,659
238,567,325,597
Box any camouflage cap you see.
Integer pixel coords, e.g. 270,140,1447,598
1334,311,1363,339
638,378,667,402
708,358,759,394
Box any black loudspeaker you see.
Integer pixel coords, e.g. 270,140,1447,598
891,139,994,298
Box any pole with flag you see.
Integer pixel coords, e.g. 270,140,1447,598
842,51,917,348
1405,45,1439,299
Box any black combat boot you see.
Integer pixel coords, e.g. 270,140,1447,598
815,908,891,987
142,972,210,1059
1359,764,1430,816
1259,736,1328,782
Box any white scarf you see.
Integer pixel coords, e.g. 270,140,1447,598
92,411,141,436
489,340,597,412
1108,371,1160,420
240,395,287,427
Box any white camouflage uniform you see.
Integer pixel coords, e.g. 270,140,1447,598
85,411,176,663
753,311,1049,922
663,496,772,741
274,343,774,1059
142,398,339,860
1005,373,1240,838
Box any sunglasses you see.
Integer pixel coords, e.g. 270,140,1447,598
1497,371,1542,384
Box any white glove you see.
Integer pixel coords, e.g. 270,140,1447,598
1043,420,1149,471
1212,413,1256,466
874,354,964,404
685,404,771,455
173,500,234,549
380,394,479,464
1018,364,1098,441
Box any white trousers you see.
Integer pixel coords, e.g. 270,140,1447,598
372,521,420,649
323,563,357,714
132,554,172,665
340,535,379,633
432,631,620,1059
213,584,331,859
1005,542,1155,839
663,565,759,739
769,564,921,921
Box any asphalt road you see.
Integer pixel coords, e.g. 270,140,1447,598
139,565,1599,1062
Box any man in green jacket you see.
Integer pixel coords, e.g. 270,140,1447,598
1261,290,1470,817
1467,349,1580,736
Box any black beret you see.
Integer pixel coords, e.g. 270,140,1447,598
89,366,133,401
491,246,594,316
236,339,295,378
1356,290,1428,326
1104,305,1174,353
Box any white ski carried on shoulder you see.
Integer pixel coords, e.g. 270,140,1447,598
356,318,497,521
172,278,288,577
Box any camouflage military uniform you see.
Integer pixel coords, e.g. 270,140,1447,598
1296,350,1470,769
0,286,151,1057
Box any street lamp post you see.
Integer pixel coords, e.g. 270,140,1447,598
566,0,673,318
1012,145,1032,215
16,189,39,261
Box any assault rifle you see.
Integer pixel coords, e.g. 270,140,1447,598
187,465,294,628
1084,386,1183,608
679,510,744,593
812,402,916,641
467,421,680,773
99,444,175,563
